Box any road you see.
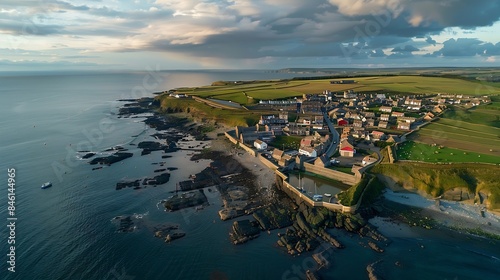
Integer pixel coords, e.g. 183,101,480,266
323,111,339,158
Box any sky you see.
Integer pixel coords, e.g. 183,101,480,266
1,0,500,71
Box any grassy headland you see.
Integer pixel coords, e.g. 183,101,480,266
372,162,500,210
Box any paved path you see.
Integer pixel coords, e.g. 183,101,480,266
323,111,339,158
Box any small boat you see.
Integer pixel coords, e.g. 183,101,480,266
324,193,332,197
313,194,323,201
41,182,52,189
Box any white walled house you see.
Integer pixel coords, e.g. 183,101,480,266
254,139,268,150
298,146,317,158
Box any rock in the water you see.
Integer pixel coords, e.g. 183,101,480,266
367,260,384,280
89,152,133,165
164,189,208,211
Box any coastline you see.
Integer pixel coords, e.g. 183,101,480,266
381,189,500,238
171,111,500,240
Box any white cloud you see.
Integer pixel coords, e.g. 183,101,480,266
328,0,403,17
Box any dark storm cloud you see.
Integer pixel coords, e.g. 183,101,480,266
391,45,419,53
434,38,500,57
3,0,500,67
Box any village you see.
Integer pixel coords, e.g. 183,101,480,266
223,83,492,209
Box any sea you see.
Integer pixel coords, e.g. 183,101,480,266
1,70,499,280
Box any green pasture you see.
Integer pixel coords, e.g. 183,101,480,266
173,75,500,105
396,141,499,164
269,135,302,150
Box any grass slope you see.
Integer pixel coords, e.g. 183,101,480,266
396,141,500,164
372,163,500,210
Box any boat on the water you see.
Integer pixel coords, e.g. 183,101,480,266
41,182,52,189
324,193,332,197
313,194,323,201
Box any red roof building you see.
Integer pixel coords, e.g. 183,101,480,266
337,118,348,126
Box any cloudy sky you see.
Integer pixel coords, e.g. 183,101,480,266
1,0,500,70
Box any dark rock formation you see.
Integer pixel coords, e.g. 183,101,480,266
89,152,133,165
367,260,384,280
164,190,208,211
116,180,141,190
230,219,261,244
82,152,96,159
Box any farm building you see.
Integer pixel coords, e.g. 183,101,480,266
339,140,355,157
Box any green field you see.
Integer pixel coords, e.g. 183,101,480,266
157,96,261,126
396,141,500,164
171,75,500,105
411,104,500,156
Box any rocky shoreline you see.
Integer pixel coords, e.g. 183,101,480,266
108,96,393,278
109,96,500,279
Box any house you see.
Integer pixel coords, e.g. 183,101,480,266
378,121,388,129
353,120,364,128
386,134,405,143
424,112,435,121
433,105,445,113
300,137,313,147
174,93,187,98
264,125,285,135
328,108,347,119
366,119,375,127
278,154,295,167
397,122,411,130
343,90,356,99
380,114,390,121
254,139,267,150
286,123,310,136
259,114,287,125
298,117,312,125
399,117,416,123
379,106,392,113
371,131,386,140
298,146,317,158
391,112,405,118
339,139,355,157
301,100,323,114
337,118,348,126
405,98,422,110
235,126,257,139
362,155,378,166
376,93,386,100
340,127,351,140
405,98,422,106
272,149,284,161
352,130,367,139
363,112,376,118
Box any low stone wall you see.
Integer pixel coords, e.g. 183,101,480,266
276,171,356,213
239,143,257,157
386,146,396,163
224,131,239,145
258,154,279,170
303,162,359,186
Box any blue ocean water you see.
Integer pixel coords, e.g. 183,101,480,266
0,70,499,280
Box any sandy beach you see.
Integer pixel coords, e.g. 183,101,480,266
208,129,275,191
382,189,500,237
